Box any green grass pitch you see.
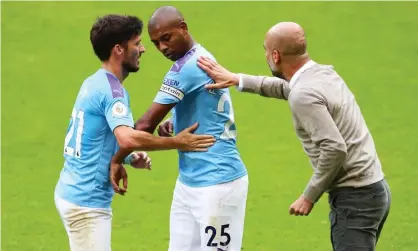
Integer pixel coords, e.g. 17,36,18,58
2,1,418,250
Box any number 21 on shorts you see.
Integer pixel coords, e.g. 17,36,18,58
204,224,231,249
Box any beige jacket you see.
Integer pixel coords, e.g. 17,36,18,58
238,61,384,202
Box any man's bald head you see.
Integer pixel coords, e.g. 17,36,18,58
263,22,309,80
148,6,184,30
147,6,193,62
265,22,307,57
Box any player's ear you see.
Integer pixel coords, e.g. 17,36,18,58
272,50,280,64
180,21,188,34
114,44,124,56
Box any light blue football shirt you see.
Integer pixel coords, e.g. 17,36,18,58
55,68,134,208
154,44,247,187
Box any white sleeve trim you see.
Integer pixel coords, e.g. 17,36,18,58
236,73,244,92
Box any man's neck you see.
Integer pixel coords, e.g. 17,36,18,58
283,56,311,81
102,61,127,84
179,38,196,58
187,38,196,51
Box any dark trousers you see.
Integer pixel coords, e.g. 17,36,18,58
328,179,391,251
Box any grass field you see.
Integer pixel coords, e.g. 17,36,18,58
2,1,418,250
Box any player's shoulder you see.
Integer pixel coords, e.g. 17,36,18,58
168,44,216,76
194,43,216,60
86,68,126,99
288,84,325,108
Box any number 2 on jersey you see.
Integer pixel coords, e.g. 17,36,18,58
64,109,84,158
217,93,236,140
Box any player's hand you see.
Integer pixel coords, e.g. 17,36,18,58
197,56,239,89
175,122,216,152
110,162,128,195
289,195,314,216
130,152,152,170
158,119,174,137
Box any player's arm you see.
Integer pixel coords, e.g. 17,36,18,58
134,103,175,134
112,126,172,168
111,103,175,165
289,87,348,203
116,62,206,164
134,67,184,135
148,66,200,137
197,56,290,100
114,126,180,152
157,115,174,137
110,124,211,195
106,94,213,164
112,123,209,163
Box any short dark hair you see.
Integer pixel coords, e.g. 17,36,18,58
90,14,143,61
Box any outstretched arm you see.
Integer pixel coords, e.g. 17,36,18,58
197,56,290,100
238,74,290,100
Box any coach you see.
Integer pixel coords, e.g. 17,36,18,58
197,22,391,251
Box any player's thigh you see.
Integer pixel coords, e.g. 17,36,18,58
67,208,112,251
55,195,112,251
55,194,72,233
88,209,112,251
169,181,201,251
197,175,249,251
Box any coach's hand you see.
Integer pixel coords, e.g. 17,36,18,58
197,56,239,89
289,195,314,216
158,119,174,137
130,152,152,170
175,123,216,152
110,162,128,195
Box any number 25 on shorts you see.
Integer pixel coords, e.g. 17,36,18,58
205,224,231,248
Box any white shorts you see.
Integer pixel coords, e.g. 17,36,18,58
54,194,112,251
169,175,249,251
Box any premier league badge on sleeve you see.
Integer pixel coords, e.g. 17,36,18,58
112,101,128,118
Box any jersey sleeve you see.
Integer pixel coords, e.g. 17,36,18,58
103,91,134,132
153,58,214,105
153,71,189,104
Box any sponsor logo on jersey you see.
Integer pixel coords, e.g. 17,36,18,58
163,78,180,87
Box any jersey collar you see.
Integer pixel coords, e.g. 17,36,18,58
288,60,316,89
